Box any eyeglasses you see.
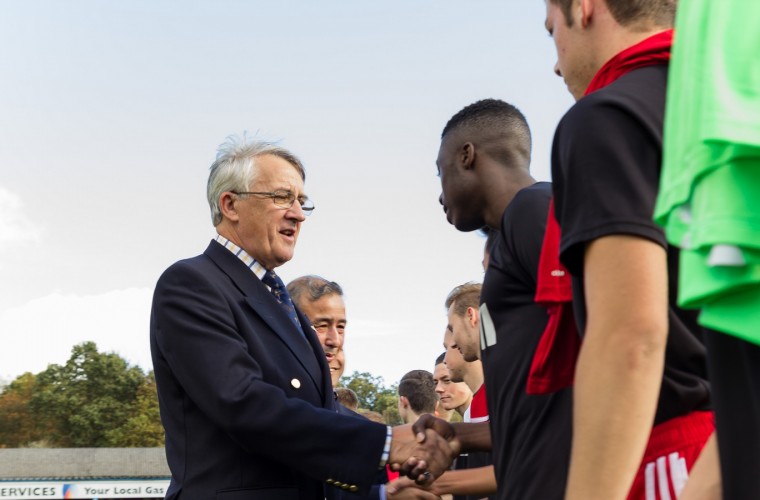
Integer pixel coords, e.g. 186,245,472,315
232,190,315,215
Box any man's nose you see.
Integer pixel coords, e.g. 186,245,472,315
324,326,342,348
439,193,444,206
554,62,562,77
287,201,307,222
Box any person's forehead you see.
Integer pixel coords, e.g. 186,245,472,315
447,310,464,329
544,1,562,30
437,135,458,162
304,294,345,314
254,155,304,186
313,293,345,309
446,302,458,316
443,329,455,345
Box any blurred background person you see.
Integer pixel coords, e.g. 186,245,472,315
397,370,438,425
288,275,346,388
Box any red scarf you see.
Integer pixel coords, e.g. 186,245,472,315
526,30,673,395
528,199,580,395
585,29,673,95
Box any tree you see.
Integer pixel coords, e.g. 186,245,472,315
12,341,166,448
0,372,51,447
106,371,164,447
1,341,414,446
339,371,401,425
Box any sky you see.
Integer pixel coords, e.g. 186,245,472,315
0,1,574,387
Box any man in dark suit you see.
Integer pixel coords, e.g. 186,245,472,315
287,276,440,500
150,134,457,500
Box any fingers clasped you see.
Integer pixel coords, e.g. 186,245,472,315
390,419,461,485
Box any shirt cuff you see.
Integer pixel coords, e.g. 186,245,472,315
379,425,392,468
379,483,387,500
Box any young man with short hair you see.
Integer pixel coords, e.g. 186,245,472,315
544,1,713,497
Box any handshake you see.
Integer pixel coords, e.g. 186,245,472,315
389,414,462,486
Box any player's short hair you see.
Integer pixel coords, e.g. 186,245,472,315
399,370,438,415
445,282,482,317
549,0,675,29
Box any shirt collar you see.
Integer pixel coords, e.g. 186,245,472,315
214,234,267,281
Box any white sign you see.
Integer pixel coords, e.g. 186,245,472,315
0,480,170,499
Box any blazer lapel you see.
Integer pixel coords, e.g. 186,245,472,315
243,295,323,391
204,241,324,397
296,307,334,407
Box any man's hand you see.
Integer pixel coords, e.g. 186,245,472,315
385,479,442,500
388,466,497,498
414,414,492,453
386,476,438,497
411,414,457,443
389,422,460,485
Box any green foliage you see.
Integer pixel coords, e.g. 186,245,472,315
339,371,401,425
0,342,164,448
106,372,165,447
0,372,50,447
0,342,409,446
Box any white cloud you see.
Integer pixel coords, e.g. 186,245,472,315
0,288,154,381
0,186,43,250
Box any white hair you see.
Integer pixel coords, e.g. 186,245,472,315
206,132,305,226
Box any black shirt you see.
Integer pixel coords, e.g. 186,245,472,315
551,65,711,424
480,182,572,500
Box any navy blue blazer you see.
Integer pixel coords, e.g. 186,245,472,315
328,401,387,500
150,241,387,499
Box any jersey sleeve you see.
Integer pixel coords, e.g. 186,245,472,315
499,184,552,288
551,97,668,275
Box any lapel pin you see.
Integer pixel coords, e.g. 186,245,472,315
291,378,301,389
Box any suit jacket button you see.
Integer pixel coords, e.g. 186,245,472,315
349,486,358,492
333,481,342,487
341,484,350,490
326,479,334,484
291,378,301,389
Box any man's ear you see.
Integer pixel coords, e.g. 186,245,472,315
219,192,240,222
399,396,409,409
461,142,476,170
467,306,480,328
578,0,594,28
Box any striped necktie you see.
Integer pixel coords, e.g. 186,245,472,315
261,271,302,332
